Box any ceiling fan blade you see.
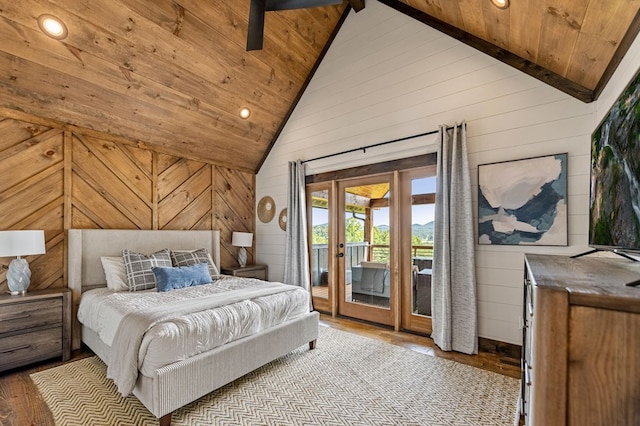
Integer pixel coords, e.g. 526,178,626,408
265,0,342,11
247,0,266,51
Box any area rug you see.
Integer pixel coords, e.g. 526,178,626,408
31,326,521,425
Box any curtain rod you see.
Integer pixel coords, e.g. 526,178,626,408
301,126,455,164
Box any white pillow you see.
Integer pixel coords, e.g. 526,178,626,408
101,256,128,291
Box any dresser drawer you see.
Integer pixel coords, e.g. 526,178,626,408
0,327,63,371
0,299,62,335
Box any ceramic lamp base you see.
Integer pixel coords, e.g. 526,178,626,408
7,257,31,295
237,247,247,267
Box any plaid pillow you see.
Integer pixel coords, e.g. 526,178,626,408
170,248,219,280
122,248,172,291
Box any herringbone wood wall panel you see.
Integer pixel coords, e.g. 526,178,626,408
0,112,255,294
214,166,255,267
0,119,66,291
72,133,154,230
157,155,212,231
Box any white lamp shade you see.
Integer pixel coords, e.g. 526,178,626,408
0,230,46,257
232,232,253,248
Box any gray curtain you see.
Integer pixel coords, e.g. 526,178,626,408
284,160,312,301
431,122,478,354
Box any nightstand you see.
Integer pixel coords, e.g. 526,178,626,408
0,288,72,372
221,264,268,280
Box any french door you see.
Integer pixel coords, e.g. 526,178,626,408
337,174,395,325
399,166,437,334
307,182,335,314
307,160,436,334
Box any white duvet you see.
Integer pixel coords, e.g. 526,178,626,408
77,276,311,395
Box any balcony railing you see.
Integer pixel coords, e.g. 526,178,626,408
370,244,434,263
310,243,434,285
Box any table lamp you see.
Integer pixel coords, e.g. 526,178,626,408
0,230,46,295
231,232,253,267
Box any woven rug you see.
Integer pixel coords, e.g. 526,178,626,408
31,326,521,425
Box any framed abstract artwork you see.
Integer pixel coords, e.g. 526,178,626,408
478,153,568,246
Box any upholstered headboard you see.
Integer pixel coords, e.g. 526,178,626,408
68,229,220,349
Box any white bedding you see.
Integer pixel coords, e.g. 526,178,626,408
78,276,310,395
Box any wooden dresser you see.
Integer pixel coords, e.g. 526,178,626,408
0,288,72,372
522,254,640,426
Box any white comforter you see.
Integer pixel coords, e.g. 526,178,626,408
77,276,310,395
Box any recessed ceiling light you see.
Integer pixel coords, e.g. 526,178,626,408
491,0,509,9
239,107,251,119
37,14,68,40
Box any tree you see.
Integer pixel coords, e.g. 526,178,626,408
345,217,364,243
373,226,389,245
312,224,328,244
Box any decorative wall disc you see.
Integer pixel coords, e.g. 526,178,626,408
278,208,287,231
257,196,276,223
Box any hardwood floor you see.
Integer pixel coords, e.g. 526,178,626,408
0,313,521,426
0,350,92,426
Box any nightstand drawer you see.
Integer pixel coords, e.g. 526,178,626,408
0,299,62,335
222,265,269,280
235,269,267,280
0,327,63,371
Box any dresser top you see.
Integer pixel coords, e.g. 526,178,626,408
525,254,640,311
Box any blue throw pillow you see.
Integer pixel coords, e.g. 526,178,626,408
152,262,212,292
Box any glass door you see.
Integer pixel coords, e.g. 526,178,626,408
307,182,333,313
337,174,394,326
400,166,437,334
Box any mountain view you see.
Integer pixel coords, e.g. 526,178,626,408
312,222,434,244
372,223,434,242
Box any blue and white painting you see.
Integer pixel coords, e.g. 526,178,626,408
478,154,568,246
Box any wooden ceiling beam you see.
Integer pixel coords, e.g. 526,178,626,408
378,0,595,103
370,198,389,208
412,194,435,205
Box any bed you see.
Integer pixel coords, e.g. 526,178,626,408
67,229,319,426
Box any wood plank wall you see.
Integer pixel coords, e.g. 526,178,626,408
0,112,255,293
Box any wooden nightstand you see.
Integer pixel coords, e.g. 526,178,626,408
0,288,72,372
221,264,268,280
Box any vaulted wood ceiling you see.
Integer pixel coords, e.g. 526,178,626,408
0,1,638,173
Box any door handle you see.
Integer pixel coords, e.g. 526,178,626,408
337,253,344,258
